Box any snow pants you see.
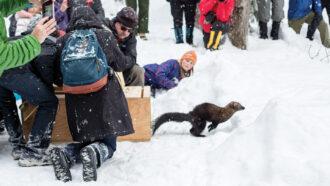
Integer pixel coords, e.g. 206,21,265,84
170,0,197,28
0,71,58,152
288,11,330,48
257,0,284,23
126,0,149,33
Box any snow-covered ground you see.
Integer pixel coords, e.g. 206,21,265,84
1,1,330,185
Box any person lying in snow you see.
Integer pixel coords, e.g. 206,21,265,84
51,6,135,182
143,50,197,93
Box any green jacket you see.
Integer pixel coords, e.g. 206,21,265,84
0,0,41,76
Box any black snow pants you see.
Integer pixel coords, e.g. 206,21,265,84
170,0,197,28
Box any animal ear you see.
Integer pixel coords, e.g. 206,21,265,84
231,102,240,110
230,102,237,109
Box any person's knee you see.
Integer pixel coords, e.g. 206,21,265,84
318,20,328,30
36,94,58,110
128,66,145,85
132,65,145,76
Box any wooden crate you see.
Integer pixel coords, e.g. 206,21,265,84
21,86,151,142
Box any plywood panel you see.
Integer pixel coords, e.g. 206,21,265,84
21,86,151,142
118,98,151,141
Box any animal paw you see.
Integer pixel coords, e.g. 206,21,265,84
208,125,216,132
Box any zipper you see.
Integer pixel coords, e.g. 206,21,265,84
96,60,101,72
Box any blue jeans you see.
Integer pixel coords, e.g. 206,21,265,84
64,136,117,166
0,71,58,152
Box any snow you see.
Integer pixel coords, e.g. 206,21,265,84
2,0,330,185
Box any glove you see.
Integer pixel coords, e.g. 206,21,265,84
204,12,216,24
211,21,230,34
307,12,323,40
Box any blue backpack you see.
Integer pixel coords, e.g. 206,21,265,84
61,29,109,94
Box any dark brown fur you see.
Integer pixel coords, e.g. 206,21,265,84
153,102,245,137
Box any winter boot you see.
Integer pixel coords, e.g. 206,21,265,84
259,21,268,39
80,142,110,182
18,149,52,166
270,21,280,40
11,146,25,160
174,27,184,44
80,145,98,182
50,147,72,182
186,27,194,45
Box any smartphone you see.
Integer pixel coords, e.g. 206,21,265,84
42,0,54,19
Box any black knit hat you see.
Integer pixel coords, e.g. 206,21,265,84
116,7,138,28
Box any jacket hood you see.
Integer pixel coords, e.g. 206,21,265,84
66,6,103,32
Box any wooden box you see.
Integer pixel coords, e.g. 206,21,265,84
21,86,151,142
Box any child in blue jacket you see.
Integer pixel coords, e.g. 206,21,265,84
144,50,197,90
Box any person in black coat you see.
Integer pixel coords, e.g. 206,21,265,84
50,6,135,182
103,7,145,86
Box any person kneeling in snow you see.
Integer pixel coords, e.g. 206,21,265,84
143,50,197,95
50,6,135,182
288,0,330,48
199,0,235,50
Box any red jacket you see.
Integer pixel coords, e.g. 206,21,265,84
199,0,235,33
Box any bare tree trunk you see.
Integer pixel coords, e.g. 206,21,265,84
229,0,251,50
195,3,202,30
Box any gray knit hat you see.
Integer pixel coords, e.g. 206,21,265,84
116,7,138,28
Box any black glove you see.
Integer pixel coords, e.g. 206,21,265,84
205,12,216,24
307,12,323,40
211,21,230,34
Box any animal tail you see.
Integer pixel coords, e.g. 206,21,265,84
152,112,191,135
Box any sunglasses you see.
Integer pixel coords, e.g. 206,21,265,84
120,25,133,33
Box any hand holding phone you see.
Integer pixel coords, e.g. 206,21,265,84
31,17,56,43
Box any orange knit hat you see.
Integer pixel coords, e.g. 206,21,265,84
180,50,197,65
